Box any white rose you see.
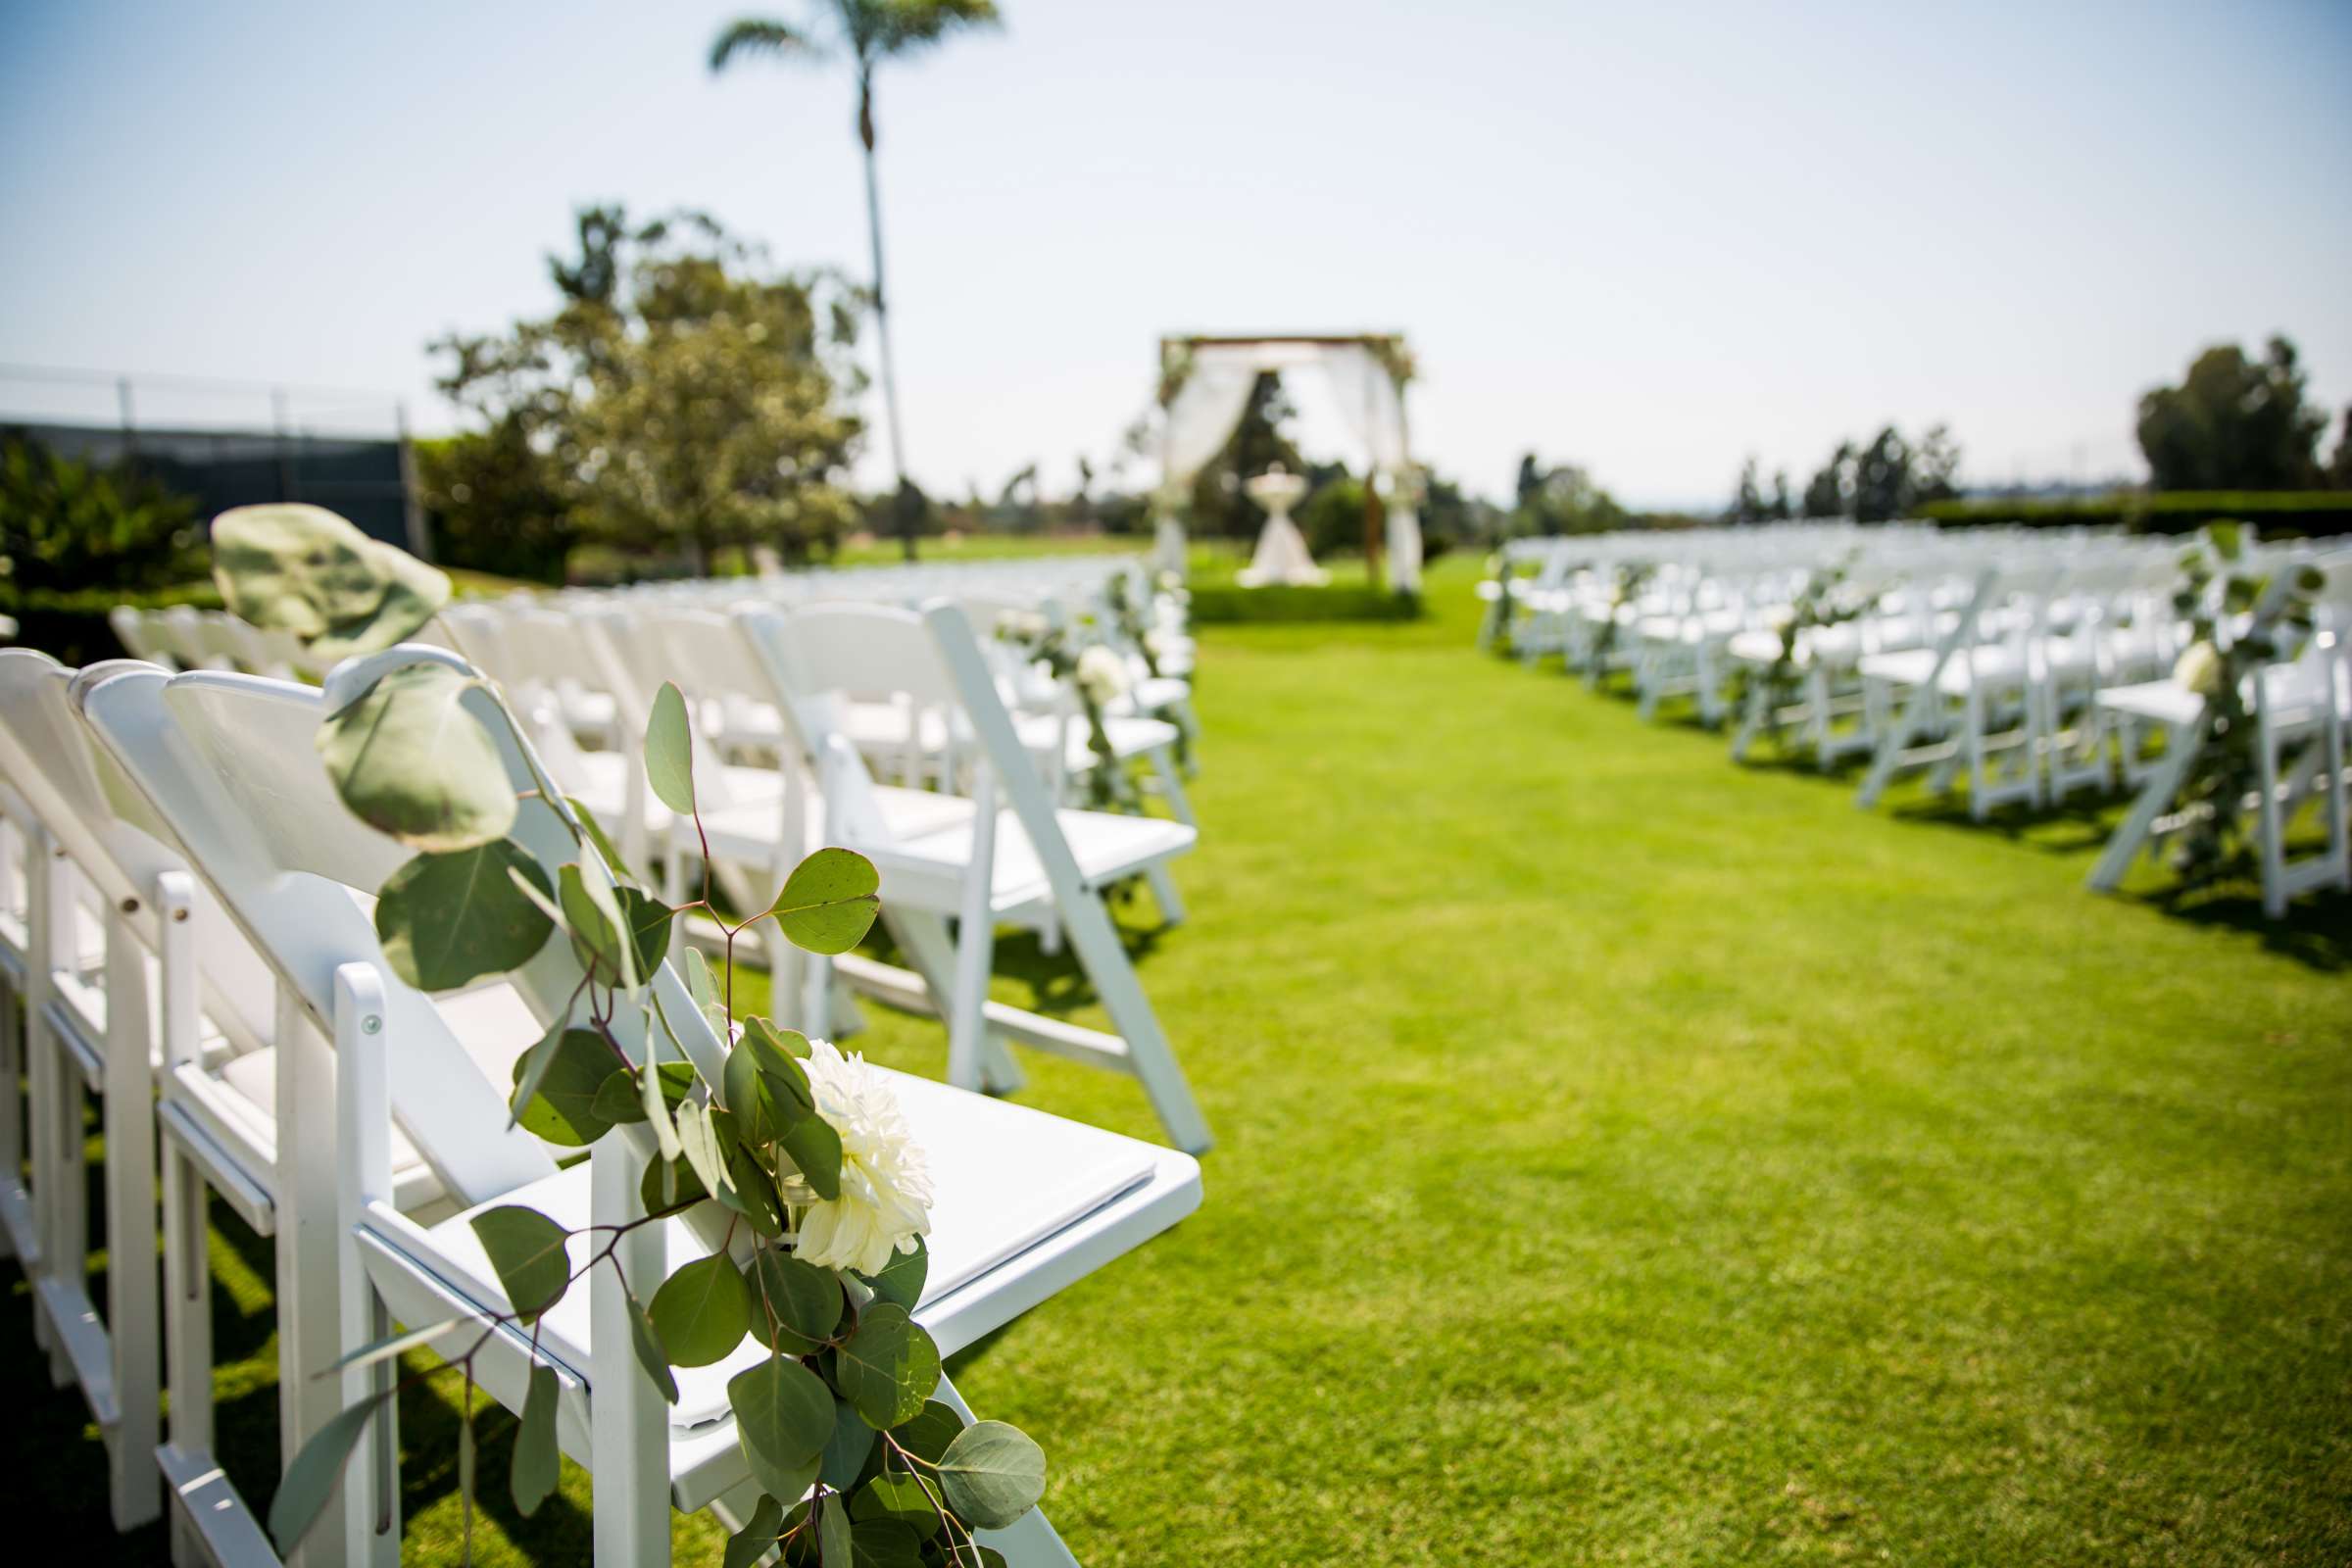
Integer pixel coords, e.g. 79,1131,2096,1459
1075,644,1129,704
2173,640,2223,698
783,1038,934,1277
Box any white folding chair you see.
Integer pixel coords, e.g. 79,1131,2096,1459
746,602,1214,1153
86,647,1201,1565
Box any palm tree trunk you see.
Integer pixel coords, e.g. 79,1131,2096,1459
858,74,916,563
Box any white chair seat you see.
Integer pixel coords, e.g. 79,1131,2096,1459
2096,678,2203,728
423,1067,1167,1429
1127,676,1191,713
875,805,1194,914
694,782,978,867
1728,624,1863,668
569,752,788,840
1012,711,1181,771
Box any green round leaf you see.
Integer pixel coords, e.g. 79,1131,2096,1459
935,1420,1047,1531
818,1396,877,1492
650,1250,754,1368
763,847,881,956
851,1473,938,1530
847,1517,923,1568
317,662,516,852
375,841,554,992
730,1352,836,1482
510,1028,620,1147
723,1494,786,1568
886,1400,962,1467
747,1248,844,1354
621,1282,681,1404
512,1362,562,1516
212,502,450,661
266,1394,386,1553
832,1302,940,1430
857,1238,926,1312
619,886,675,983
468,1204,572,1323
646,680,698,815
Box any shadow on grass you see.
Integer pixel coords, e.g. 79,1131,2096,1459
2139,883,2352,973
1887,792,2118,855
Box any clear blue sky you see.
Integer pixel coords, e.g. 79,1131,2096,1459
4,0,2349,510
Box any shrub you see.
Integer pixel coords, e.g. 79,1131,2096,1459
1188,583,1423,624
1920,491,2352,537
0,431,206,595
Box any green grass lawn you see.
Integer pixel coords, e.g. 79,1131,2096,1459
10,554,2350,1563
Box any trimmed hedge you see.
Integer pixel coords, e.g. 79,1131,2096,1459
1922,491,2352,537
1,581,223,666
1186,583,1424,624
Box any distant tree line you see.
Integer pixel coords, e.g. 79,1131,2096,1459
1727,333,2352,522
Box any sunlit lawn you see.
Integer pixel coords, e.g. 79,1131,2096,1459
9,553,2350,1564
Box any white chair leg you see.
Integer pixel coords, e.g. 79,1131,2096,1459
99,916,161,1532
2088,727,2200,892
280,984,352,1568
591,1133,669,1567
1145,747,1196,829
1143,863,1187,927
1058,889,1210,1154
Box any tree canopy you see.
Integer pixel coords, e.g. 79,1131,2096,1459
431,206,865,572
2136,336,2334,491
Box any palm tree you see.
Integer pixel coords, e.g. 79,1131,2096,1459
710,1,1001,561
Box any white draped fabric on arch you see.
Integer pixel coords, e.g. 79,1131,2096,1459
1153,335,1423,594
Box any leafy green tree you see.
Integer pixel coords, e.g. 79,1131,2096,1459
1801,443,1852,518
2328,407,2352,490
0,432,203,595
1512,453,1625,536
413,423,575,585
710,1,1002,563
2136,336,2329,490
433,207,863,574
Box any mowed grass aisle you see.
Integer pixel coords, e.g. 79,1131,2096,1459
10,555,2350,1563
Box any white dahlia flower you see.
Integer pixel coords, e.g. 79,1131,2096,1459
785,1038,934,1277
2173,639,2223,698
1075,644,1129,704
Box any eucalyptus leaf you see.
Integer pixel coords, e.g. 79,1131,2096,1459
512,1362,561,1516
847,1517,923,1568
886,1401,963,1468
469,1204,572,1323
266,1393,385,1552
934,1421,1047,1531
212,502,450,661
322,1316,463,1376
619,887,676,983
832,1302,940,1430
647,680,699,816
858,1238,926,1312
641,1153,708,1217
375,840,555,991
820,1494,856,1568
649,1250,754,1368
316,662,516,852
747,1248,844,1354
623,1282,681,1404
763,848,882,956
818,1396,878,1491
851,1473,938,1529
675,1097,734,1198
721,1130,790,1239
566,795,630,875
730,1352,837,1479
724,1494,787,1568
779,1110,844,1203
510,1028,620,1147
561,859,636,993
506,1007,575,1132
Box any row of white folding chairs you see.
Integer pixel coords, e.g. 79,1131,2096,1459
0,642,1203,1563
433,594,1214,1154
109,603,312,678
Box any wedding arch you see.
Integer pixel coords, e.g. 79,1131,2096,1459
1152,333,1424,594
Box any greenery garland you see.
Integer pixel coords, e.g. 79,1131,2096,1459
1587,562,1654,687
218,507,1046,1568
2161,521,2327,883
1738,554,1869,745
994,613,1137,813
